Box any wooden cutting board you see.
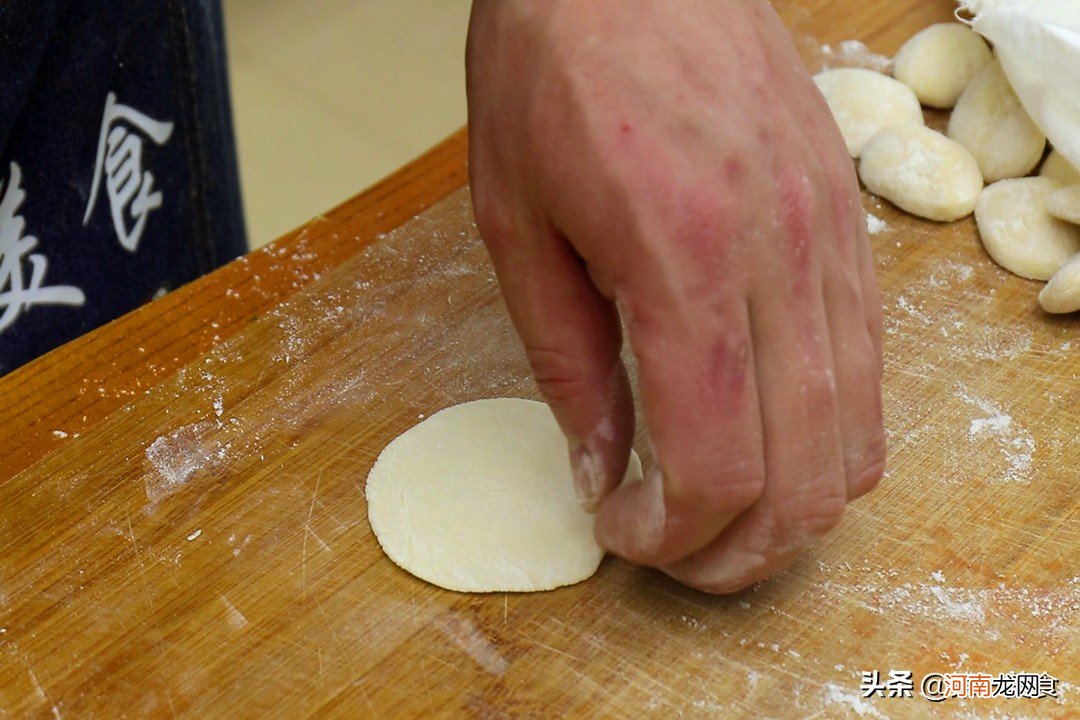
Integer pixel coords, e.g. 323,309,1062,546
1,1,1076,718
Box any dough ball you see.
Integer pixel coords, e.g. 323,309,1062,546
813,68,924,158
858,123,983,222
365,398,643,593
1040,252,1080,314
948,60,1046,182
1047,185,1080,225
893,23,993,109
975,177,1080,280
1041,149,1080,187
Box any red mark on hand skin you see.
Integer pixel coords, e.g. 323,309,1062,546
620,122,633,135
670,184,731,283
778,168,815,296
723,157,746,182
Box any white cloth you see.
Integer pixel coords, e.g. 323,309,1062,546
958,1,1080,173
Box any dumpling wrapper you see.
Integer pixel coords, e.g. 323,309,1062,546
366,398,643,593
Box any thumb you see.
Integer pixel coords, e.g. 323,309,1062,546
478,206,635,511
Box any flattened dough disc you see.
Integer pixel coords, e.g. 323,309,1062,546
365,398,643,593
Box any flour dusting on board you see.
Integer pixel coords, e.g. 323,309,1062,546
878,246,1059,489
865,212,889,235
821,682,887,718
958,387,1035,483
816,566,1080,652
433,612,509,677
927,260,974,288
819,40,893,72
144,422,229,506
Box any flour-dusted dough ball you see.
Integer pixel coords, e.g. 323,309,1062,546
975,178,1080,280
1040,149,1080,187
858,123,983,221
1047,185,1080,225
1039,252,1080,314
893,23,993,109
813,68,924,158
948,60,1046,182
365,398,643,593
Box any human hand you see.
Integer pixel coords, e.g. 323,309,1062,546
466,0,884,592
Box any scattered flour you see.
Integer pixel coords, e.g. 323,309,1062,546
816,564,1079,649
820,40,893,73
969,412,1011,436
821,682,887,718
432,612,509,677
958,388,1035,483
968,325,1033,363
926,261,975,289
866,212,889,234
926,584,986,623
862,581,986,624
144,422,229,505
895,294,932,325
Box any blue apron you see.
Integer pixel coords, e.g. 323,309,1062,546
0,0,246,375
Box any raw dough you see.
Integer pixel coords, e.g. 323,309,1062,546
893,23,993,109
975,177,1080,280
1047,185,1080,225
365,398,643,593
948,60,1046,182
858,123,983,222
1041,149,1080,186
813,68,924,158
1039,252,1080,313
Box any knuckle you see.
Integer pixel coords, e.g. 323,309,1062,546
469,186,515,249
821,141,859,193
829,159,861,204
834,271,864,309
682,563,766,596
468,176,496,222
843,330,883,390
777,168,817,241
667,457,766,518
526,344,592,410
851,453,885,498
845,409,886,499
799,369,839,416
473,206,510,249
773,481,847,547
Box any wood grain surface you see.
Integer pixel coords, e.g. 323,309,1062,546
2,1,1077,718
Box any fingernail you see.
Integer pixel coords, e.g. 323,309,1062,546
598,465,666,559
636,465,667,555
570,441,604,511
